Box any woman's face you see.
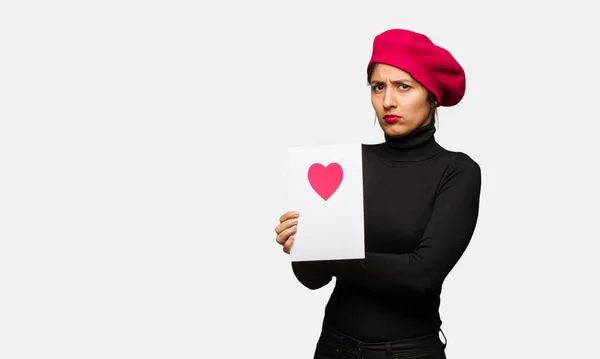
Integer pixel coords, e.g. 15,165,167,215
370,63,433,137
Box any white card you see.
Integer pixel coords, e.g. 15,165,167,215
287,143,365,262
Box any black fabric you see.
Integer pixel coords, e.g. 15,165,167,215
314,322,446,359
291,121,482,342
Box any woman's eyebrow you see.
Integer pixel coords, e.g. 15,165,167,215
370,78,413,85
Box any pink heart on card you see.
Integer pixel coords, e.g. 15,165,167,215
307,162,344,201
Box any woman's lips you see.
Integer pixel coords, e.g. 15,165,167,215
383,114,400,123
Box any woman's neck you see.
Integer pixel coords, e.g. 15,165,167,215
380,121,443,162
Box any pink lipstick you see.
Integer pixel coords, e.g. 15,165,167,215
383,114,400,123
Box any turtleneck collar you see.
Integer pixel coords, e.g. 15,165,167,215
379,121,443,162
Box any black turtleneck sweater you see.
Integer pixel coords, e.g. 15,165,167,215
291,121,482,342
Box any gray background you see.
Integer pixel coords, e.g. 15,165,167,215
1,1,598,358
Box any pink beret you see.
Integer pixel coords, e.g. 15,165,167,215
367,29,466,107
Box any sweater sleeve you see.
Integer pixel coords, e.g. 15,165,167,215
291,260,333,290
330,154,482,296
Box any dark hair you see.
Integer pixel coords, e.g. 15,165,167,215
367,62,438,125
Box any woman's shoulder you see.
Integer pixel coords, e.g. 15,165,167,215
437,149,482,184
361,142,380,152
442,149,480,168
360,143,480,167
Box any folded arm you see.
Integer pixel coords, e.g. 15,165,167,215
330,155,482,296
291,260,333,290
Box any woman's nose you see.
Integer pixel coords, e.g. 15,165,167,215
383,89,396,109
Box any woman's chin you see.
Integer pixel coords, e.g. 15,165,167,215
381,123,413,137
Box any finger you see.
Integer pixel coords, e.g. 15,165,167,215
275,225,297,245
279,210,299,223
274,217,299,235
276,225,297,245
283,236,295,254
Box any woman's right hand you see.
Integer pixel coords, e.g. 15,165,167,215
274,210,299,254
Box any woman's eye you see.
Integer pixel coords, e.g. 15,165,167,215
399,84,410,90
373,84,384,91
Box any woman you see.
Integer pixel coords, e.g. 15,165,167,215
274,29,481,359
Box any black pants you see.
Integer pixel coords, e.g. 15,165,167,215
313,322,447,359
